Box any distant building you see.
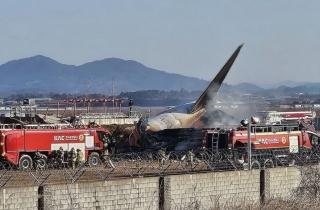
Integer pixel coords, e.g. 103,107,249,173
23,98,36,105
33,98,53,102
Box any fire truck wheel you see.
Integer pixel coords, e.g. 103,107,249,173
19,155,33,170
88,152,100,167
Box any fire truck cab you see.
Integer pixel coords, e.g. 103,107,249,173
0,127,112,169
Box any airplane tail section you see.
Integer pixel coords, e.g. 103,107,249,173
189,44,243,114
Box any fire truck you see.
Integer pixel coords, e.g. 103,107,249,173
138,119,320,168
228,124,316,150
0,126,112,169
198,122,320,167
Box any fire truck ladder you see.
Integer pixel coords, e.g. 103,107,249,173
23,123,73,129
0,124,23,130
211,132,220,153
0,123,73,130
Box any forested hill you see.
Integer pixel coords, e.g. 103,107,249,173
0,55,208,95
1,55,320,99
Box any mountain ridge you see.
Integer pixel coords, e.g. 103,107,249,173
0,55,209,94
0,55,319,97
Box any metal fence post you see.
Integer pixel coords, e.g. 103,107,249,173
248,122,252,170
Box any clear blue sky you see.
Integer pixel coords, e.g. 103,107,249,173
1,1,320,87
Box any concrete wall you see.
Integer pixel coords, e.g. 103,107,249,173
42,177,159,210
0,167,304,210
163,170,261,209
265,167,301,199
0,186,38,210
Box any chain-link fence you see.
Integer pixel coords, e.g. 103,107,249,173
2,147,320,209
0,146,317,188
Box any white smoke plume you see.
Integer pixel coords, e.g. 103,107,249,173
201,84,257,128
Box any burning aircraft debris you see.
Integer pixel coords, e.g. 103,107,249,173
129,44,244,149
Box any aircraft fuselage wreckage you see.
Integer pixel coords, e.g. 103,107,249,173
129,44,244,150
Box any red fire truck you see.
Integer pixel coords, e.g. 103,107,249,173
0,127,112,169
139,119,320,168
202,123,320,167
228,124,316,150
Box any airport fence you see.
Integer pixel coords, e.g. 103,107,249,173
0,146,317,188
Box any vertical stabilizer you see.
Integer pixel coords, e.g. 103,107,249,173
189,44,243,114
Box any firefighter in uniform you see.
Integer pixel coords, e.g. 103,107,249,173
34,151,47,169
102,134,110,156
57,147,64,165
76,149,84,168
34,151,46,161
69,148,77,169
157,148,166,167
186,148,195,167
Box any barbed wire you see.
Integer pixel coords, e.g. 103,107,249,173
2,147,320,209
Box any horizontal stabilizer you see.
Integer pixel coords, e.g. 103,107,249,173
189,44,243,114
